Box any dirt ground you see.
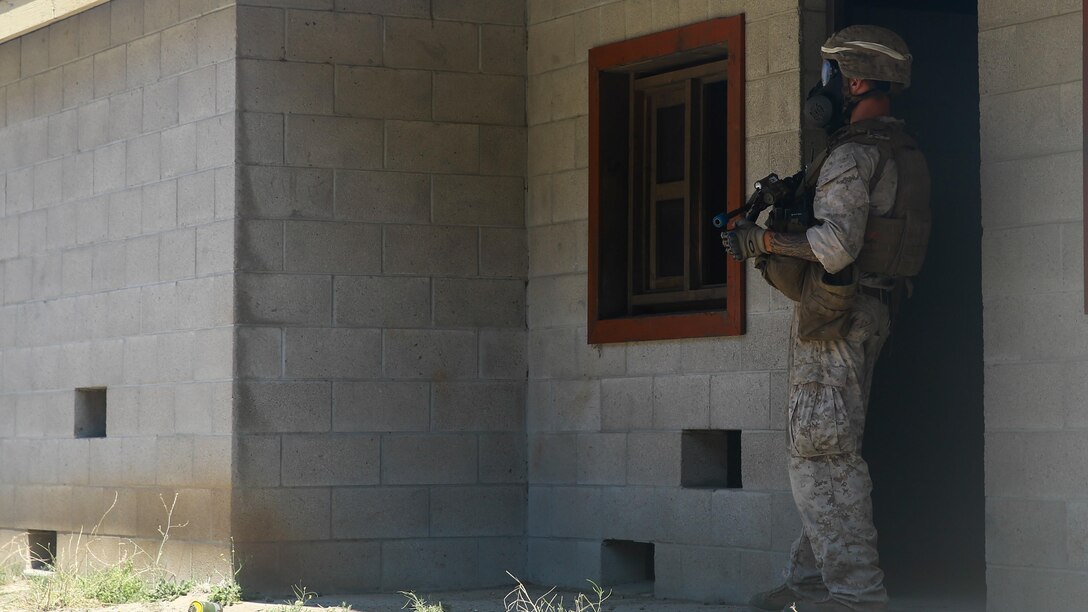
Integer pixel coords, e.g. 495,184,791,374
0,580,750,612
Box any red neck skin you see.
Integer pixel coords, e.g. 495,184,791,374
850,94,891,122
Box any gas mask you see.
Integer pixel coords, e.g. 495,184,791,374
803,59,846,133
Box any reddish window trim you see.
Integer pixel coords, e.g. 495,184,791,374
587,16,746,344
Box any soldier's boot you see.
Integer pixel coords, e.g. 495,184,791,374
747,584,809,611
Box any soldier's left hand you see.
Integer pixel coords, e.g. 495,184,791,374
722,225,767,262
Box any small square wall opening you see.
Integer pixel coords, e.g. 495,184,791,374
601,540,654,589
681,429,742,488
27,530,56,571
74,388,107,438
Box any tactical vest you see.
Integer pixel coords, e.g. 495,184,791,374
805,118,931,277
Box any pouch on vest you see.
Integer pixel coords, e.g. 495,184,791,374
797,262,858,341
754,255,807,302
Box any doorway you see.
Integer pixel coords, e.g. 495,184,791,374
828,0,987,608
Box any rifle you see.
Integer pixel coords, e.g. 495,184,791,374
712,169,812,234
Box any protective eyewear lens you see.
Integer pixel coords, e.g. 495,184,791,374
821,60,838,86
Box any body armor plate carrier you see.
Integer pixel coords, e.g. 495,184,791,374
805,118,931,277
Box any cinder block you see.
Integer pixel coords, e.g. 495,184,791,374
144,0,180,32
34,159,63,208
526,275,583,329
385,120,480,174
601,377,653,431
527,118,576,176
711,370,772,430
62,57,94,109
981,83,1081,164
196,8,235,65
127,133,162,186
239,165,333,219
431,485,526,537
333,275,430,327
238,220,283,272
236,325,282,379
982,225,1064,297
381,539,479,591
283,327,382,379
332,487,429,538
0,41,17,87
20,28,49,77
334,0,428,17
286,10,381,65
479,328,527,380
140,284,175,334
94,142,127,195
528,220,587,276
710,489,774,549
109,90,144,142
6,79,35,125
550,167,587,222
432,175,524,227
232,487,331,542
480,228,528,278
432,0,523,24
195,114,233,169
336,65,430,119
283,221,381,274
142,78,179,132
433,278,525,328
527,432,576,483
528,16,574,74
34,70,63,118
979,0,1076,30
110,0,145,46
381,434,478,485
384,18,478,72
526,538,601,588
480,125,527,176
234,434,281,487
236,380,332,433
126,35,161,89
178,170,216,226
626,431,680,486
196,221,233,275
1069,501,1088,570
175,381,232,434
333,381,429,432
161,123,197,178
91,242,126,291
653,543,744,603
94,46,128,99
285,115,382,169
986,497,1067,568
179,64,217,123
125,235,160,286
479,432,527,483
238,5,285,59
159,227,196,279
78,99,110,152
482,26,527,75
384,329,478,379
281,433,380,486
985,362,1065,430
432,382,525,432
986,565,1088,612
383,224,478,276
236,273,331,325
334,169,429,223
741,430,790,491
238,59,333,114
277,540,382,593
192,326,233,381
161,21,198,77
434,73,526,126
577,432,626,485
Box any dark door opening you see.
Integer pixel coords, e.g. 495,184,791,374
831,0,986,608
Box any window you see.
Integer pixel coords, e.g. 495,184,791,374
588,17,746,343
74,388,107,438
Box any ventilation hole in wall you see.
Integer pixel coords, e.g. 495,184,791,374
27,530,57,571
601,539,654,590
681,429,742,489
74,388,107,438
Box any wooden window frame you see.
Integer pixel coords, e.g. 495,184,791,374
588,16,746,344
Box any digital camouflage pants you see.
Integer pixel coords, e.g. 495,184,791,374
783,294,890,611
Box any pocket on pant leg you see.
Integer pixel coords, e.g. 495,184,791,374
789,363,856,457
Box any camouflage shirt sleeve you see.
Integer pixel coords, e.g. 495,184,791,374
804,143,879,274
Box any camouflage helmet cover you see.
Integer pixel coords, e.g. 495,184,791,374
820,25,912,88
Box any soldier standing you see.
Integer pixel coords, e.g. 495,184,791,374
723,26,930,612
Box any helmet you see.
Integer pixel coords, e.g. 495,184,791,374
820,25,912,89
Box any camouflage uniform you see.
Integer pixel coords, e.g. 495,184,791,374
782,131,899,611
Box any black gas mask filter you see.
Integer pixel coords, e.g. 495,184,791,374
804,59,846,132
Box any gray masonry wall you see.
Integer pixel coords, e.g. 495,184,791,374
977,2,1088,609
231,0,529,594
0,0,237,579
524,0,803,602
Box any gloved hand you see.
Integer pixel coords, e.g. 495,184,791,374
722,221,767,262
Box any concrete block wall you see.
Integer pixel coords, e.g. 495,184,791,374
232,0,528,594
977,2,1088,609
0,0,236,579
525,0,802,603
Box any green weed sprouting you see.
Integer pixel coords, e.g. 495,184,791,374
401,590,447,612
503,573,611,612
